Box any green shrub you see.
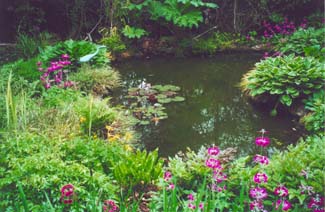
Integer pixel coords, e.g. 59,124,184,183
16,34,39,59
99,27,126,54
69,65,121,95
40,40,109,68
241,55,325,107
301,90,325,133
275,27,325,57
113,149,163,189
0,133,121,210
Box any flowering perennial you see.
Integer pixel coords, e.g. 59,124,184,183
60,184,75,204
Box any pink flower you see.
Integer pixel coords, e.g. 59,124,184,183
308,195,324,210
45,83,51,89
253,154,269,165
37,61,42,66
164,171,172,182
253,173,268,184
199,202,204,209
205,158,221,169
276,199,291,211
61,54,70,60
188,203,196,209
274,185,289,197
103,200,118,212
255,137,270,147
60,184,75,204
250,200,264,210
208,146,220,156
188,194,194,201
250,187,268,200
167,183,175,190
213,171,227,183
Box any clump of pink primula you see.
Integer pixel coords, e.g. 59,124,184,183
274,185,291,211
60,184,76,205
103,200,119,212
37,54,74,89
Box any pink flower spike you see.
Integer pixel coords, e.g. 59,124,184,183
255,137,270,147
208,146,220,156
274,185,289,197
253,173,268,184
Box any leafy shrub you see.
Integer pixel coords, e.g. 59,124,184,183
275,27,325,56
113,149,163,189
99,27,126,54
0,133,121,210
40,40,109,68
301,90,325,133
241,55,325,107
122,25,147,39
192,32,237,55
69,65,121,95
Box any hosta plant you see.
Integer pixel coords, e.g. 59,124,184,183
241,55,325,107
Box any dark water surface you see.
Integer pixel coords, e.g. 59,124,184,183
115,53,299,157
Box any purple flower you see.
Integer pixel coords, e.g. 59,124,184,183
253,154,269,165
274,185,289,197
164,171,172,182
213,171,227,183
308,195,324,210
250,187,268,200
255,137,270,147
253,173,268,184
45,83,51,89
188,203,196,209
250,200,264,210
208,146,220,156
60,184,75,204
167,183,175,190
205,158,221,169
199,202,204,209
37,61,42,66
61,54,70,60
103,200,119,212
188,194,194,201
276,199,291,211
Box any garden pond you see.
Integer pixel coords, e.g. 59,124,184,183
115,53,301,157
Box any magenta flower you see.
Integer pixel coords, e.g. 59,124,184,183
208,146,220,156
61,54,70,60
250,200,264,210
253,173,268,184
188,193,194,201
37,61,42,66
255,137,270,147
164,171,172,182
276,199,291,211
213,171,227,183
253,154,269,165
167,183,175,190
188,203,196,209
199,202,204,209
274,185,289,197
60,184,75,204
308,195,324,211
103,200,118,212
250,187,268,200
205,158,221,169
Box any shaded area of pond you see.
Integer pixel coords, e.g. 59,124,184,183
115,53,300,157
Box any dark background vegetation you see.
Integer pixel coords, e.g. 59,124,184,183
0,0,323,42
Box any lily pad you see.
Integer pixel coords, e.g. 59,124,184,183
172,96,185,102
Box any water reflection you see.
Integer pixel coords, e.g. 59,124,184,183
115,54,300,157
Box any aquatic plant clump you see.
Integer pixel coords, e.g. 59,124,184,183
126,81,185,125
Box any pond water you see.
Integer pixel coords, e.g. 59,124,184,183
115,53,300,157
